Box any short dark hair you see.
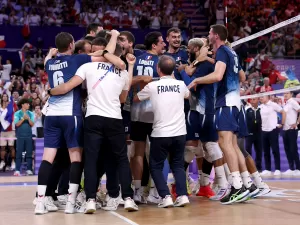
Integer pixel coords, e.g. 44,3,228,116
158,55,175,76
75,40,90,54
84,36,95,42
167,27,181,36
210,24,228,41
18,98,30,107
86,23,101,35
144,32,162,50
91,37,108,47
119,31,135,44
96,30,108,39
55,32,74,53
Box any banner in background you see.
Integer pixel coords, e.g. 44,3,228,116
272,59,300,79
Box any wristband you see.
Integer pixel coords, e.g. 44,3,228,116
47,89,52,96
102,50,109,57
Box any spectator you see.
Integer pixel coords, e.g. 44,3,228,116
259,77,274,93
14,98,35,176
32,105,43,137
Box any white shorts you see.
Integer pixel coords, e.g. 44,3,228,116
0,131,16,146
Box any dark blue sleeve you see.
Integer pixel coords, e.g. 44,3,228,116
215,48,228,65
134,49,145,57
180,70,195,86
74,54,92,67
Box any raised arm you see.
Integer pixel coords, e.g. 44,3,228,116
44,48,58,66
120,54,136,103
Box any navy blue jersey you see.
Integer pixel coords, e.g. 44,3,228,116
164,49,189,80
190,61,215,114
215,45,241,109
134,49,145,57
45,54,91,116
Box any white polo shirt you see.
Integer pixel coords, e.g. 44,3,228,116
260,100,282,132
137,76,190,137
76,62,129,119
0,64,12,81
283,98,300,130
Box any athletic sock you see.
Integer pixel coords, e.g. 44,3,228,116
231,171,243,189
37,160,53,199
37,185,47,199
68,183,79,204
133,180,141,190
69,162,82,184
201,172,210,186
241,171,253,189
223,163,232,185
251,171,263,187
214,165,228,188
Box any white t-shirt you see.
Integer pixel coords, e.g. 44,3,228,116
76,62,129,119
283,98,300,130
260,100,282,132
137,76,189,137
0,64,12,81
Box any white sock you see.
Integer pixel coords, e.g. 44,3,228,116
68,183,79,203
214,165,228,188
150,178,155,188
251,171,263,187
231,171,243,189
223,163,232,185
241,171,253,188
133,180,141,189
201,172,210,186
37,185,47,199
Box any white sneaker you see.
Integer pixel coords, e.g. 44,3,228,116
76,191,86,204
33,197,37,205
13,171,21,176
57,194,68,209
133,187,147,204
256,182,271,197
192,180,201,194
124,197,138,211
282,169,294,176
84,199,96,214
34,198,48,215
44,196,58,212
64,201,76,214
105,191,124,205
26,170,33,176
293,170,300,177
158,195,173,208
174,195,190,207
96,188,106,203
102,196,119,211
147,187,161,204
10,160,15,170
260,170,272,177
0,161,5,170
273,170,281,176
210,186,230,201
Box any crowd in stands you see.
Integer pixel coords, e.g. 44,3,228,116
0,0,189,29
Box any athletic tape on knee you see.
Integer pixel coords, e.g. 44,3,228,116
204,142,223,162
184,146,197,163
194,146,204,159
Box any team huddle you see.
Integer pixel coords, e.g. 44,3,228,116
33,24,271,215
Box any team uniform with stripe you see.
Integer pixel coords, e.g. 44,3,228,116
44,54,91,148
214,45,241,133
130,52,159,141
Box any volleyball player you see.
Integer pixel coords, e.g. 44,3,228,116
188,25,249,204
130,31,166,204
35,30,125,215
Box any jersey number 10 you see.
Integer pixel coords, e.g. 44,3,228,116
137,66,154,77
53,71,65,87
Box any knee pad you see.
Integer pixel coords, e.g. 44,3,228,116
204,142,223,162
194,145,204,158
184,146,196,163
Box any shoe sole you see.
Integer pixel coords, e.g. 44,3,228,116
65,210,75,214
35,210,48,215
84,208,96,214
125,206,138,212
174,202,190,207
255,189,271,198
221,190,249,205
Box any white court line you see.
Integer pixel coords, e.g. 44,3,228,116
269,186,290,190
109,211,139,225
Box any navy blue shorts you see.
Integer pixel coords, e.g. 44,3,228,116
237,107,249,138
199,113,218,143
186,110,200,141
44,116,83,148
215,106,239,133
121,110,131,135
131,121,152,142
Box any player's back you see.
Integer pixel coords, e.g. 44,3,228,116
131,52,160,123
45,54,91,116
215,45,240,109
190,61,215,115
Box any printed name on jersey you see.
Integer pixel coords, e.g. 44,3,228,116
138,59,154,66
48,62,68,71
157,85,180,94
97,63,121,76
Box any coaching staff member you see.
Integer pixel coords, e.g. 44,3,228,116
134,55,190,208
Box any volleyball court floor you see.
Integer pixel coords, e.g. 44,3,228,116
0,175,300,225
